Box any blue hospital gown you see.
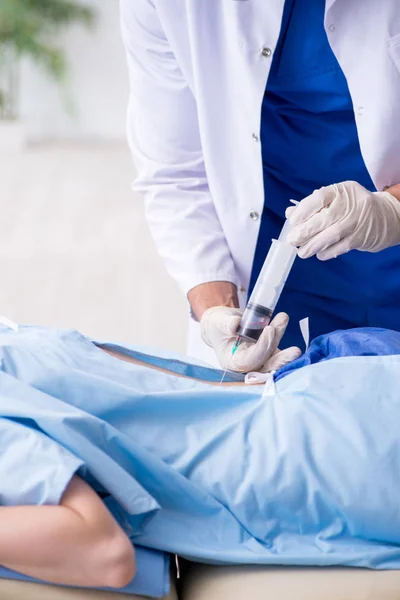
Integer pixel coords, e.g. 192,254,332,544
1,325,400,571
0,417,82,507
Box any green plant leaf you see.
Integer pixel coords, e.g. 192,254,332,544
0,0,96,79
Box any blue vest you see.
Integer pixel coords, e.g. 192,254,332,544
252,0,400,348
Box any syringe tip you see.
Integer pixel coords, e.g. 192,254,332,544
232,336,241,356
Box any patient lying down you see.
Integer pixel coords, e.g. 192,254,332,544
1,324,400,588
0,327,249,589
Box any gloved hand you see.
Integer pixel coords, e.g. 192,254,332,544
200,306,301,373
285,181,400,260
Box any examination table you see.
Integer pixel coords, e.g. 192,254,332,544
2,566,400,600
0,579,177,600
182,564,400,600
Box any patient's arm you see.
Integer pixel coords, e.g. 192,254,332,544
0,476,135,589
102,347,259,385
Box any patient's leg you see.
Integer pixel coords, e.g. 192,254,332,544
0,477,135,588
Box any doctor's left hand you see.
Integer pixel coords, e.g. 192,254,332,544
286,181,400,260
201,307,301,374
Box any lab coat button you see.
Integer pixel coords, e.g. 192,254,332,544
358,106,365,116
261,47,272,57
328,24,336,32
250,211,259,221
252,133,259,142
239,285,246,293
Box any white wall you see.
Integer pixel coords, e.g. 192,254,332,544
0,0,189,352
0,143,188,352
20,0,128,142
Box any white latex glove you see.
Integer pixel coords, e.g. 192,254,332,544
200,307,301,373
285,181,400,260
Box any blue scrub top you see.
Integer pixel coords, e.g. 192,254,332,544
252,0,400,349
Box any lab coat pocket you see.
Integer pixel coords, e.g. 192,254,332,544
387,32,400,72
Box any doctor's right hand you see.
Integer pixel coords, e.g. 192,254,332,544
200,307,301,374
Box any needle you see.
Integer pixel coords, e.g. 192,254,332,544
219,370,228,385
219,336,242,385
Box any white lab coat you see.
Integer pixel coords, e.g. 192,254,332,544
121,0,400,364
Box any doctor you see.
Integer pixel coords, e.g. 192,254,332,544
121,0,400,371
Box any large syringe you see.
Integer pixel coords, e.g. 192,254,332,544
233,216,298,353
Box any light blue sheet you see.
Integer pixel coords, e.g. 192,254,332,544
1,325,400,574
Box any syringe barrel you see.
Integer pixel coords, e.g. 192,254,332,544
236,302,273,343
237,235,297,343
278,218,293,243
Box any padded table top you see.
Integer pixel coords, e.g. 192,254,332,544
0,579,177,600
181,564,400,600
5,564,400,600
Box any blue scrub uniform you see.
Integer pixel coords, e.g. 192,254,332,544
252,0,400,349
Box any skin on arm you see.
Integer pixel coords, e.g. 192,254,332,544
386,183,400,201
0,476,135,589
188,281,239,321
102,346,259,386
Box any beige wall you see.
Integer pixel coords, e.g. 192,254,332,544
20,0,128,142
0,0,188,352
0,143,188,353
